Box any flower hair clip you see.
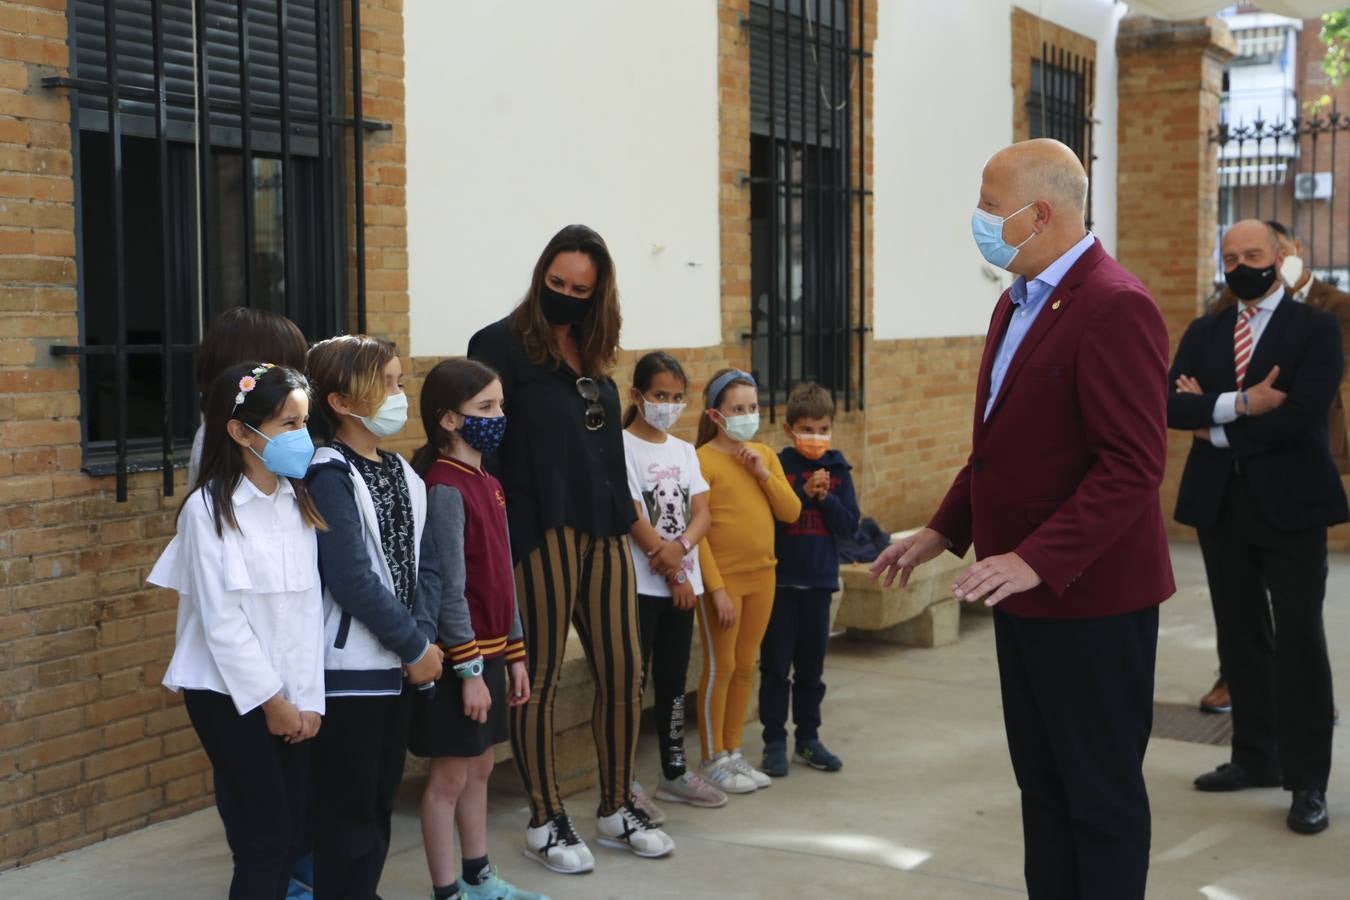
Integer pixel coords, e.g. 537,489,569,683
232,363,276,412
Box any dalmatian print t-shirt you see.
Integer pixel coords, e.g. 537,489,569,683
622,429,710,598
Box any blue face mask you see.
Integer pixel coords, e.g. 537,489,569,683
458,413,507,455
971,202,1037,270
247,425,315,479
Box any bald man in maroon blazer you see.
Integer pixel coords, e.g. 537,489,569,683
873,139,1173,900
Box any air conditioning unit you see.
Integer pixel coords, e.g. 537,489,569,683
1295,172,1333,201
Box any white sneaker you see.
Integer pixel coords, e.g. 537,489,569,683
654,771,728,809
699,752,757,794
728,750,772,789
523,813,595,875
630,780,666,827
596,801,676,859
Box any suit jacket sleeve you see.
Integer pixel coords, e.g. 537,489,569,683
1167,318,1226,430
1015,289,1170,596
1224,310,1344,457
927,458,974,556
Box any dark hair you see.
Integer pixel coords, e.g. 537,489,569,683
189,362,326,536
411,358,500,477
786,382,835,425
622,352,688,428
195,308,309,412
696,367,757,447
306,334,399,432
507,224,622,377
1265,220,1292,240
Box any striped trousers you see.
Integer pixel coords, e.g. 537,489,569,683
510,526,642,824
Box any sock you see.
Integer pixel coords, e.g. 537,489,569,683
433,884,459,900
462,855,490,886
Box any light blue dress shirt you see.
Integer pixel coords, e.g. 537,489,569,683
984,232,1096,421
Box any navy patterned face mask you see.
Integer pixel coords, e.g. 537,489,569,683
458,413,507,455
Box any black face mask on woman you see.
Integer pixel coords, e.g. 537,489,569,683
539,284,591,325
1224,263,1279,302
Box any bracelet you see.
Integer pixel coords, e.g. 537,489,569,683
677,534,693,554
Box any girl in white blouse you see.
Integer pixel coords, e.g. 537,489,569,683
150,361,326,900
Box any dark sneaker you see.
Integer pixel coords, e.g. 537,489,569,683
761,742,789,778
795,739,843,772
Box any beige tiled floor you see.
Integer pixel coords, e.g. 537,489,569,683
2,543,1347,899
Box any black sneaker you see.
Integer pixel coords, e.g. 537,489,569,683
762,741,789,778
795,739,843,772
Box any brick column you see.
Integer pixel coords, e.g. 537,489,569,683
1116,16,1235,539
1116,15,1235,339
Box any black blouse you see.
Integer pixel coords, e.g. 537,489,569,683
467,318,636,561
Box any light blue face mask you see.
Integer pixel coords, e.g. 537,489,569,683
971,202,1037,270
246,424,315,479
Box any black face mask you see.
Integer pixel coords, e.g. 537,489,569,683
1224,263,1278,302
539,284,591,325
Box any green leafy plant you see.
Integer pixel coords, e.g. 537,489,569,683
1305,11,1350,116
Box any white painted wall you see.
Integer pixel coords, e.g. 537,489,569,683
871,0,1123,340
404,1,722,357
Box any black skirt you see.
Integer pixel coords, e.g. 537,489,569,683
408,656,509,758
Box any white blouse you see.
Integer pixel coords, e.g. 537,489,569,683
151,476,326,716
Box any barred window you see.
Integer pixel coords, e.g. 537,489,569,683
1027,44,1095,226
50,1,379,499
746,0,867,417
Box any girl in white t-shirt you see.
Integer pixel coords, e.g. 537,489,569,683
150,361,325,900
622,352,729,816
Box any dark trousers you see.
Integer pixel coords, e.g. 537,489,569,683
637,593,695,780
759,586,832,746
994,606,1158,900
1197,474,1334,789
312,689,412,900
183,689,310,900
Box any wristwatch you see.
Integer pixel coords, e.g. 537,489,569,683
673,570,689,585
677,534,693,554
454,657,485,680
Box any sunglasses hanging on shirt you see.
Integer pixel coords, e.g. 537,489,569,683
575,377,606,432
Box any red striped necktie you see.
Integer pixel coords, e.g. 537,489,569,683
1234,305,1259,388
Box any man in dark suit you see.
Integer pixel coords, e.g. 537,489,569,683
1169,219,1348,835
1193,220,1350,717
872,139,1173,900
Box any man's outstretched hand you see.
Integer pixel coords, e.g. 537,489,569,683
952,553,1042,607
869,527,949,588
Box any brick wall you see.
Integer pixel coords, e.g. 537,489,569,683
0,0,409,869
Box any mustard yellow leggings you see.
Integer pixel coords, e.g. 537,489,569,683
696,567,777,762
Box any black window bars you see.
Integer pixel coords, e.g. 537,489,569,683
1028,42,1096,230
45,0,388,502
744,0,870,421
1208,110,1350,290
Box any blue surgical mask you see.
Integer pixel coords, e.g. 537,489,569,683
971,203,1037,269
719,412,760,442
458,413,507,455
352,391,408,438
246,425,315,479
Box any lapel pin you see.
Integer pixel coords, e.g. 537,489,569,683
1051,300,1062,310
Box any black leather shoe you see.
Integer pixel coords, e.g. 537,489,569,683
1194,762,1282,792
1288,789,1329,834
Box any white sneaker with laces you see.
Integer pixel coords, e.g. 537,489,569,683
596,801,676,858
630,780,666,827
728,750,772,789
699,752,757,794
523,813,595,875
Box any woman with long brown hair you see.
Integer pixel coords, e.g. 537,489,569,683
467,224,675,874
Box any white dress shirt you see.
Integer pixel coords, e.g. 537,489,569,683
152,476,326,716
1210,285,1285,448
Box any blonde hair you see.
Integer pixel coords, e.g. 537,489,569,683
307,334,398,429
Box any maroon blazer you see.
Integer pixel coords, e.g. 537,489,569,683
927,239,1175,619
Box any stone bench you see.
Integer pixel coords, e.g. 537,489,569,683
834,529,977,649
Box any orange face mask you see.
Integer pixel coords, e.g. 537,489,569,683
792,432,831,460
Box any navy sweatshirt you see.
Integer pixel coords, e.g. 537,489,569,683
775,447,861,590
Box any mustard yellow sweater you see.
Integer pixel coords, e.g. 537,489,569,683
697,441,802,591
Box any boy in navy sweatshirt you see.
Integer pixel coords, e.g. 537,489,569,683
760,382,860,778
